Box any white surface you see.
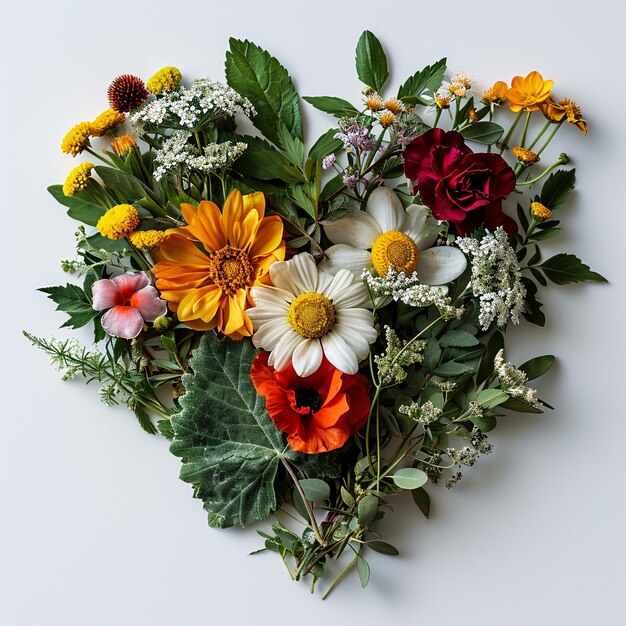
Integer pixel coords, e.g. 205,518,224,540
2,1,625,624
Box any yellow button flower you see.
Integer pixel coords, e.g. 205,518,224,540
505,71,553,112
61,122,93,156
129,229,169,249
146,66,182,95
62,162,94,196
97,204,140,240
91,109,126,137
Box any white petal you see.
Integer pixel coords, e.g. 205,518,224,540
335,309,378,343
249,286,293,310
269,330,304,371
416,246,468,286
321,332,359,374
402,204,440,250
288,253,318,294
334,324,372,361
323,209,381,248
268,260,297,293
331,282,372,309
320,245,373,278
365,187,405,232
322,269,356,301
251,318,291,351
292,339,324,377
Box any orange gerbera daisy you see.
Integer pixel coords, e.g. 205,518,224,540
152,189,285,338
250,352,371,454
505,71,553,112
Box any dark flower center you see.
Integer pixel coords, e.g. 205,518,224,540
294,388,323,414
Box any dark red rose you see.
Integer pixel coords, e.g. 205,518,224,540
403,128,517,235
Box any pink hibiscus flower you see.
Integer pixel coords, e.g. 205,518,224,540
91,271,167,339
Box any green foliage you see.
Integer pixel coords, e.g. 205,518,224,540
538,253,607,285
389,467,428,490
48,185,105,227
169,333,339,528
540,169,576,210
302,96,359,118
459,122,504,145
233,135,305,183
225,38,303,146
39,283,98,330
355,30,389,92
519,355,555,381
397,57,447,103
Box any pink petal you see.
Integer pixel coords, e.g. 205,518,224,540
101,306,145,339
111,272,150,302
91,279,123,311
130,286,168,322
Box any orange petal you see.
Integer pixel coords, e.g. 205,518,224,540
222,289,246,336
243,191,266,220
249,216,284,258
155,235,212,266
222,189,244,244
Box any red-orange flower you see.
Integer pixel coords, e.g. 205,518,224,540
250,352,371,454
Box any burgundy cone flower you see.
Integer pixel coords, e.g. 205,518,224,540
91,272,167,339
403,128,517,235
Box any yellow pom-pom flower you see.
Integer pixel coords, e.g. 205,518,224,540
62,162,94,197
530,201,553,222
146,66,182,95
91,109,126,137
110,134,137,156
512,147,540,164
379,111,395,128
97,204,140,240
129,229,169,249
61,122,93,156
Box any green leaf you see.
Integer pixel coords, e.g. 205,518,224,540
390,467,428,490
474,389,509,409
358,495,379,526
233,136,305,184
225,38,302,146
501,397,544,414
308,128,343,162
48,185,105,227
169,334,337,528
94,166,148,203
366,540,399,556
476,330,504,385
538,253,607,285
299,478,330,502
459,122,504,145
519,355,555,381
398,58,446,101
356,553,370,588
439,330,479,348
411,487,430,518
302,96,359,118
472,414,497,432
276,122,305,169
340,486,356,508
540,169,576,210
39,284,98,329
529,227,562,241
433,361,474,378
355,30,388,92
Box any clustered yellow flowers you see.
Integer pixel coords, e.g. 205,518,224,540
364,90,403,127
97,204,140,240
62,162,94,196
91,109,126,137
530,201,553,222
129,230,169,249
146,66,182,95
61,122,93,156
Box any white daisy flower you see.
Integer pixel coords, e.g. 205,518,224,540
247,253,377,377
321,187,467,285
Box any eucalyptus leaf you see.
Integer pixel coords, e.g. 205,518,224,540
356,554,370,588
358,495,379,526
299,478,330,502
366,540,399,556
389,467,428,490
411,487,430,518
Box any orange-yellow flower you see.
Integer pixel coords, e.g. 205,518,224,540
482,81,508,104
505,71,553,112
152,189,285,339
539,97,566,122
559,98,587,134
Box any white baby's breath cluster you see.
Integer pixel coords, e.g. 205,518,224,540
494,349,542,408
375,326,426,386
363,268,464,319
130,77,255,129
399,400,442,426
456,227,526,330
153,131,247,180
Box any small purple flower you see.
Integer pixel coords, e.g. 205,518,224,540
321,153,336,170
335,123,375,150
342,173,360,188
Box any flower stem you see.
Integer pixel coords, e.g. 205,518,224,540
536,121,563,156
499,110,524,154
516,153,569,187
519,111,532,147
527,119,552,151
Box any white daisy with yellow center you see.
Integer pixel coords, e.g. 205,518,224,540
247,253,377,377
321,187,467,285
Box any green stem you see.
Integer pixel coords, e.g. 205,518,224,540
84,146,117,168
527,119,552,150
516,153,569,187
433,107,442,129
499,110,524,154
519,111,532,148
536,121,563,156
321,555,358,600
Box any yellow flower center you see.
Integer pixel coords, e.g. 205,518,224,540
208,245,256,294
530,202,553,222
287,292,336,339
371,231,420,276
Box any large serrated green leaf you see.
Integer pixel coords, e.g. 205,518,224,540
169,334,337,528
225,38,302,146
397,58,447,101
540,169,576,210
302,96,359,118
355,31,388,92
232,135,305,184
538,253,607,285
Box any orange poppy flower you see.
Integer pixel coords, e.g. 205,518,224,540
505,71,553,112
250,352,371,454
152,190,285,339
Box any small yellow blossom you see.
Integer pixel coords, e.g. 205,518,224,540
512,147,540,164
435,92,452,109
91,109,126,137
448,83,467,97
365,93,384,111
111,134,137,156
129,229,169,249
530,201,553,222
146,66,182,95
379,111,395,127
384,98,403,114
451,72,474,89
506,71,553,112
61,122,93,157
559,98,587,135
482,81,508,104
62,162,94,196
97,204,140,240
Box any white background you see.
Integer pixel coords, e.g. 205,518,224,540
2,1,625,624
